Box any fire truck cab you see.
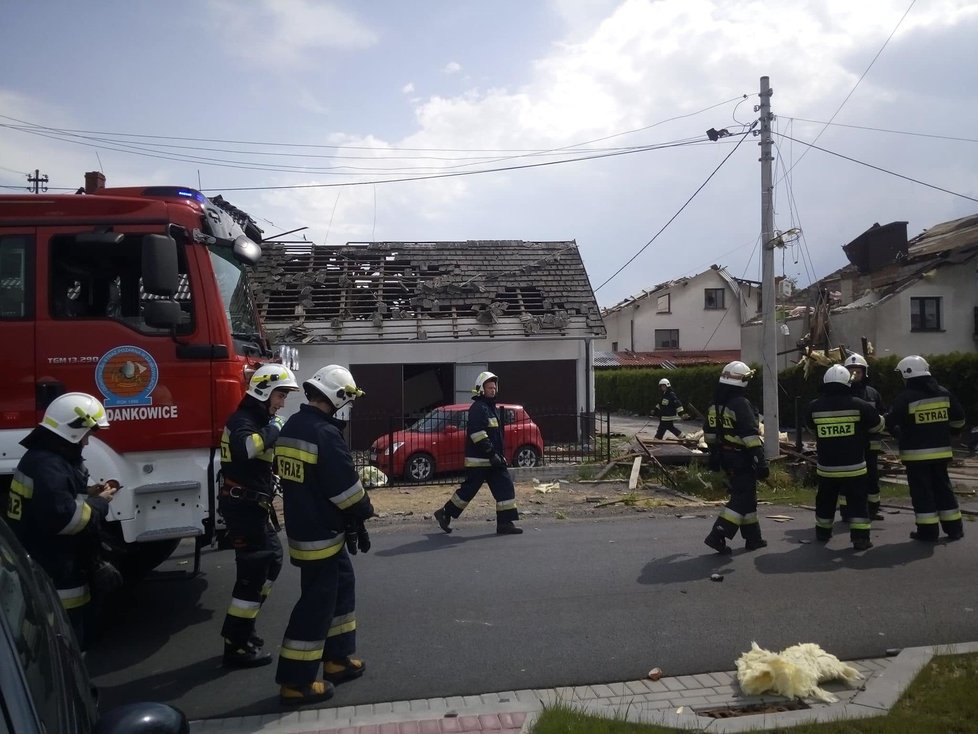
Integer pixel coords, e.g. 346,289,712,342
0,179,289,577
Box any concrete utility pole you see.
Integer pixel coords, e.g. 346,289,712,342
27,169,48,194
758,76,779,460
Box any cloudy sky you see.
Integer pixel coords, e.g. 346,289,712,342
2,0,977,308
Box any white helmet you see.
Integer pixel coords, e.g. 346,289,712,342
40,392,109,444
659,378,671,387
473,371,498,395
304,364,364,420
246,364,300,401
895,355,930,379
823,364,852,386
719,361,755,386
844,353,869,375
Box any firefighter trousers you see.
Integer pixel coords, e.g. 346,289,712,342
712,462,762,544
655,420,682,440
220,500,283,646
839,452,881,518
905,460,963,541
815,475,870,544
275,551,357,687
443,466,519,523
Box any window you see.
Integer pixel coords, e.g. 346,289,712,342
611,341,619,352
705,288,725,310
654,329,679,349
910,297,941,331
0,235,32,319
656,294,670,313
49,234,193,335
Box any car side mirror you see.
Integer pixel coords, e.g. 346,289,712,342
444,425,459,433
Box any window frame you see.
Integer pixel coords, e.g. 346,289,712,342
910,296,942,332
656,293,671,313
0,235,34,320
654,328,679,350
704,287,725,310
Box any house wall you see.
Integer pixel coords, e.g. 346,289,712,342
596,269,755,352
280,338,595,449
741,257,978,371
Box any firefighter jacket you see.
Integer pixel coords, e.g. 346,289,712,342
6,432,110,598
703,386,765,470
850,382,886,452
273,403,373,565
805,384,885,478
464,395,505,468
654,388,684,422
220,396,279,496
885,376,965,463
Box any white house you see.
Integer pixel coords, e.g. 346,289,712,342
741,214,978,370
596,265,761,358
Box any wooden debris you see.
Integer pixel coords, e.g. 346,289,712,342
628,457,643,490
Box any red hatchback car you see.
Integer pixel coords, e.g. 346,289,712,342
370,403,544,482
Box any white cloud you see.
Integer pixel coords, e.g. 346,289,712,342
443,61,462,75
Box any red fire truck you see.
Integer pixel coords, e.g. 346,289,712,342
0,176,293,578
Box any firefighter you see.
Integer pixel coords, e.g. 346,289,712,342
840,353,887,521
653,377,686,440
885,355,966,542
805,365,884,551
5,392,118,650
702,361,768,554
433,371,523,535
219,363,299,668
274,364,374,706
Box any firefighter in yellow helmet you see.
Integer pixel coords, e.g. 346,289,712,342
885,356,966,542
219,364,299,667
274,365,374,706
434,371,522,535
702,362,767,554
6,392,118,650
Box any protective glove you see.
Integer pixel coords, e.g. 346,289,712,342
269,415,285,431
356,522,371,553
344,522,359,555
490,453,507,468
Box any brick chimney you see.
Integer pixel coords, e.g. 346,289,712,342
84,171,106,193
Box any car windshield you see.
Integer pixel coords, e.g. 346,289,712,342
207,245,264,349
407,409,456,433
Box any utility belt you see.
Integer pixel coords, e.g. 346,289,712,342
219,476,281,531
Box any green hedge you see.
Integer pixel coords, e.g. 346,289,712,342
596,351,978,428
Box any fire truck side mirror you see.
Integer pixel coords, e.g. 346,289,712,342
143,300,183,329
142,234,179,296
232,234,261,266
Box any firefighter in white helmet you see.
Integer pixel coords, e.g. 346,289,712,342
219,364,299,668
804,364,884,551
434,371,523,535
702,361,768,554
273,365,374,706
652,376,687,440
6,392,118,650
840,354,887,521
885,355,967,542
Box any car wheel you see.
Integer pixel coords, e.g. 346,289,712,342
513,445,541,468
404,453,435,482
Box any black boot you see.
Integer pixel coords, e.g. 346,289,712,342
434,508,452,534
704,529,731,555
223,640,272,668
496,521,523,535
744,538,768,551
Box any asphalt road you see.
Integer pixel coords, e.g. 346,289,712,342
86,507,978,722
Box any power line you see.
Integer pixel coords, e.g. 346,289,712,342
776,132,978,203
781,116,978,145
593,130,753,294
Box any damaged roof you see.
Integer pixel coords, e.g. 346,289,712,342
601,264,759,315
248,240,606,344
594,349,741,369
796,213,978,312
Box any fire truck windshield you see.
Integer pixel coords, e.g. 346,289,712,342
207,245,264,353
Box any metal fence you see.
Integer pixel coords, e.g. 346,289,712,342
351,409,611,485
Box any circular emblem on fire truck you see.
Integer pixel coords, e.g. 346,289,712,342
95,345,159,408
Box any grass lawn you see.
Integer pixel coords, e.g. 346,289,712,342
529,652,978,733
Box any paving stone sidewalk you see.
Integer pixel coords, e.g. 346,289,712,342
188,641,978,734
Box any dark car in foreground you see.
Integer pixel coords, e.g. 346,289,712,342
0,517,188,733
370,403,544,482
